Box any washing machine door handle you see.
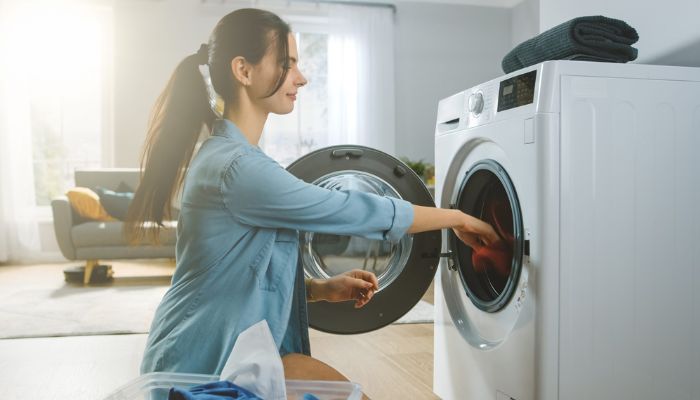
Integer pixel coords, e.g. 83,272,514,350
442,250,457,271
427,249,457,271
330,148,364,159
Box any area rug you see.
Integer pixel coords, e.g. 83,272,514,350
0,262,434,339
0,262,173,339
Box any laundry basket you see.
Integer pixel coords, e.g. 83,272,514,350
103,372,362,400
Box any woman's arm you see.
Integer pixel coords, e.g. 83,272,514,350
225,152,497,248
409,205,500,248
223,151,413,243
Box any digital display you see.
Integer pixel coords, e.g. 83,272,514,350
497,70,536,112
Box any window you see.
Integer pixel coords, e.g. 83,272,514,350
262,31,330,166
14,4,113,207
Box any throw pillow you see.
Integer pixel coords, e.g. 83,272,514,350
66,187,116,222
94,186,134,221
116,181,135,193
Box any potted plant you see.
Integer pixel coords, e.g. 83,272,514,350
400,157,434,186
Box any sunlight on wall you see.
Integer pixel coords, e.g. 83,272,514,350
4,1,105,96
2,0,112,208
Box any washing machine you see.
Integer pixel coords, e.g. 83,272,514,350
433,60,700,400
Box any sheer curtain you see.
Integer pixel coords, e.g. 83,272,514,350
261,2,396,164
326,4,396,155
0,1,111,263
0,3,42,262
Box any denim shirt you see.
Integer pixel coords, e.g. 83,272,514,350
140,119,414,375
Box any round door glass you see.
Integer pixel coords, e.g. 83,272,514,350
452,160,523,313
301,170,414,291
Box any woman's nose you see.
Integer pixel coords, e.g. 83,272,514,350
296,72,308,87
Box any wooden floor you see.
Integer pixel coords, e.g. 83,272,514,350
0,261,439,400
311,324,438,399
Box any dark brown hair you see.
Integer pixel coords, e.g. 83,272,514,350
125,8,291,243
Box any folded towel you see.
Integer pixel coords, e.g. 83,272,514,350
502,15,639,74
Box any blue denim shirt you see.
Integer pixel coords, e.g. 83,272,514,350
140,119,414,375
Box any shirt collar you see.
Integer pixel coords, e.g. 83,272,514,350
211,119,251,145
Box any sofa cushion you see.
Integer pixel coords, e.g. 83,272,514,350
66,188,116,222
116,181,134,193
72,221,177,247
94,187,134,220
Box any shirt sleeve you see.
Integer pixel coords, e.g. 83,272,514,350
221,150,414,243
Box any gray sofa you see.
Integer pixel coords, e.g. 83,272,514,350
51,168,177,284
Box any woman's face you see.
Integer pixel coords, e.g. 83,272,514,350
249,32,307,115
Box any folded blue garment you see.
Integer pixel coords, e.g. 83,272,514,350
168,381,261,400
502,15,639,73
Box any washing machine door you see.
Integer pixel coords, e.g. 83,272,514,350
287,145,441,334
442,158,527,349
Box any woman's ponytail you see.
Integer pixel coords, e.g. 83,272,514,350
125,48,216,244
125,8,292,244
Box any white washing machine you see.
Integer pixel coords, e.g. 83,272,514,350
433,60,700,400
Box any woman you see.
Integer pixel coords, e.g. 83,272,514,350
127,8,499,375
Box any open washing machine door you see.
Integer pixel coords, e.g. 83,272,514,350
287,145,441,334
441,158,529,349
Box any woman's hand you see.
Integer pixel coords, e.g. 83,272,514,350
312,269,379,308
452,212,499,249
409,206,498,249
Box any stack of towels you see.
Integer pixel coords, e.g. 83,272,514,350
502,15,640,74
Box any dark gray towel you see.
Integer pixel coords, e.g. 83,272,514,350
502,15,639,74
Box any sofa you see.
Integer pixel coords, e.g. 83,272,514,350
51,168,177,284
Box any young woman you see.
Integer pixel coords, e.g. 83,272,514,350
127,8,499,375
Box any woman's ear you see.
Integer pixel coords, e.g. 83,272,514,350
230,56,251,86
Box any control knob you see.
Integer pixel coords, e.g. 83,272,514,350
468,92,484,115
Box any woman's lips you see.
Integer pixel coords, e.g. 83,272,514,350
287,93,297,100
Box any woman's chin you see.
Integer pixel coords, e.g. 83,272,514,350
273,104,295,115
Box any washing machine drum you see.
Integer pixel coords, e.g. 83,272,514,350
451,159,524,313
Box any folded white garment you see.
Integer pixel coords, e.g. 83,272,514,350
220,319,287,400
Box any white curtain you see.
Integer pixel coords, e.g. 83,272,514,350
326,4,396,155
0,0,109,263
0,2,42,262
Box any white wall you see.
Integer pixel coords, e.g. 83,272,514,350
510,0,538,49
538,0,700,65
394,2,511,164
113,0,221,167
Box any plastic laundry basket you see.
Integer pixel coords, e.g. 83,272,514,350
103,372,362,400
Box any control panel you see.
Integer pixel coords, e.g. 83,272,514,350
497,70,537,112
436,66,540,135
